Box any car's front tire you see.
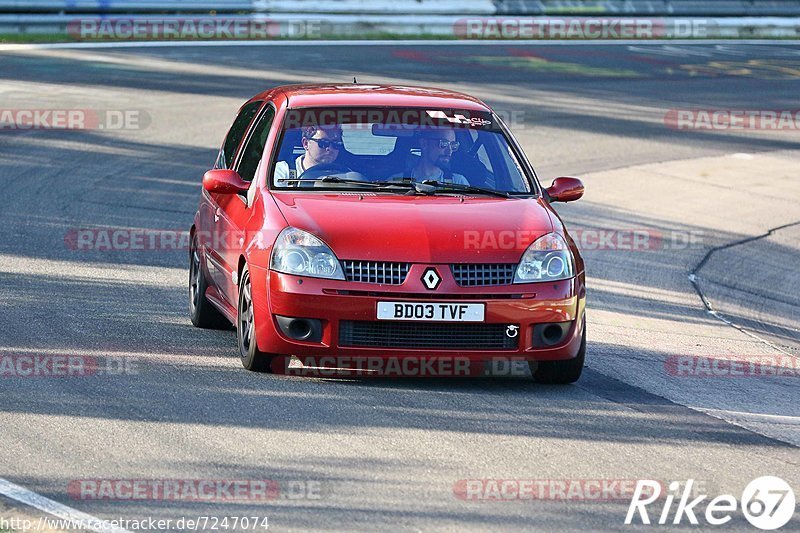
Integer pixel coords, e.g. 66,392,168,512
189,235,230,329
530,321,586,384
237,265,281,373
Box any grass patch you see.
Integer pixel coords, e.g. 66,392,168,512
0,33,74,43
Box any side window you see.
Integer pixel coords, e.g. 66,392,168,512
493,138,529,192
219,101,262,169
476,144,494,173
236,106,276,183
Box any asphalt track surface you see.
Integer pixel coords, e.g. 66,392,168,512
0,42,799,531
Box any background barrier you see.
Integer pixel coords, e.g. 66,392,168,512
1,0,798,37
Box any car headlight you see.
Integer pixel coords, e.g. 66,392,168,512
270,227,345,280
514,233,574,283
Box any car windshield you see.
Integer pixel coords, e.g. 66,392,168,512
270,107,535,194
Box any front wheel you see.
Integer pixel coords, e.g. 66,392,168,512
530,321,586,384
238,265,280,373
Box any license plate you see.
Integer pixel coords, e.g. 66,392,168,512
377,302,485,322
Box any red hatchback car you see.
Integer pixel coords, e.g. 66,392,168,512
190,84,586,383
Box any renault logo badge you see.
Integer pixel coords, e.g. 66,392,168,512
421,267,442,290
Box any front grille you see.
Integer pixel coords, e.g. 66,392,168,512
339,321,519,350
342,261,411,285
451,264,516,287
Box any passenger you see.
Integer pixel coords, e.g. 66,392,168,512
397,128,469,185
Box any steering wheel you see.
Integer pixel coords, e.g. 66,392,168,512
297,162,354,181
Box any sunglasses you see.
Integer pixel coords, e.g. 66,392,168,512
308,137,344,151
431,139,460,151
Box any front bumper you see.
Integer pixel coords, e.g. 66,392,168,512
249,264,586,362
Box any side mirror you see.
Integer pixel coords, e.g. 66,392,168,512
546,177,584,203
203,169,249,195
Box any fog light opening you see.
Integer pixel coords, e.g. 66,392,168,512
275,315,323,343
539,324,565,346
288,319,313,340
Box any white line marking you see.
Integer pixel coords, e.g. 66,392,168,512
0,478,131,533
0,39,799,52
707,305,795,357
699,409,800,425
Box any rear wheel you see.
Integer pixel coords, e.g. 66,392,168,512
189,235,229,329
530,321,586,384
238,265,281,373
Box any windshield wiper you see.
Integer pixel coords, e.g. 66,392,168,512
420,180,510,198
373,179,438,195
287,176,377,186
286,177,412,191
296,177,434,195
284,177,508,198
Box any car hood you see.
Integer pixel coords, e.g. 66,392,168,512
272,193,554,263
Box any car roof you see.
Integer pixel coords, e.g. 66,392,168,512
255,84,492,112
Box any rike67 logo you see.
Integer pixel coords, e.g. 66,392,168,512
626,477,795,530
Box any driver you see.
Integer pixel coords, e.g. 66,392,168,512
274,125,345,186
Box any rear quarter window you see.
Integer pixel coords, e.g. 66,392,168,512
341,124,397,155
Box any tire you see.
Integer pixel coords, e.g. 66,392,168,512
237,265,280,373
530,321,586,384
189,235,230,329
